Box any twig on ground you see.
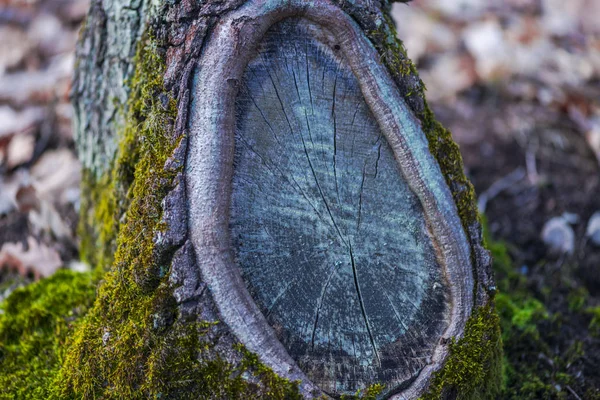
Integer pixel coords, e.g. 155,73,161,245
477,167,526,213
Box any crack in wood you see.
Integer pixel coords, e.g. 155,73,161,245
349,241,381,366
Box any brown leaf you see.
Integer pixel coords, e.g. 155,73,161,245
5,131,35,169
0,55,73,106
28,199,73,240
0,236,62,279
15,184,39,213
0,170,29,216
31,148,81,206
0,25,31,74
0,106,44,139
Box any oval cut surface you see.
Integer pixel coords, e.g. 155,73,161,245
230,18,451,395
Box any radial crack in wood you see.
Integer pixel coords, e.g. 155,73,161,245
230,18,450,395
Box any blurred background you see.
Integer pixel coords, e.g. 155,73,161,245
0,0,599,398
0,0,89,286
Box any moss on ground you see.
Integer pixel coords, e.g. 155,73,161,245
0,270,95,399
482,219,600,400
588,306,600,337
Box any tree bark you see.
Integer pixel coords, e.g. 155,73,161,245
69,0,501,399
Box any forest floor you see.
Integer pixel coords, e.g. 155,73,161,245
0,0,599,398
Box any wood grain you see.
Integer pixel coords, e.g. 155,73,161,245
230,18,450,394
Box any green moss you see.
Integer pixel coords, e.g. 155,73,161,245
137,324,302,399
368,15,420,82
78,170,120,277
587,306,600,337
420,304,503,400
567,287,588,312
340,383,385,400
0,270,95,399
421,105,479,229
78,96,140,277
53,35,185,397
481,219,518,294
481,221,595,399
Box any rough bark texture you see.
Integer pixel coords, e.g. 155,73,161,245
64,0,502,399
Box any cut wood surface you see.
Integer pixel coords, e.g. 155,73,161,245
231,18,450,393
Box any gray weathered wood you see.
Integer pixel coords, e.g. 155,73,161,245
231,18,449,394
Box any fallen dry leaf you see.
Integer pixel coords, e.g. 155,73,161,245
0,105,44,139
0,0,90,282
5,131,35,169
0,236,63,279
15,184,39,213
0,180,16,216
0,54,73,106
462,19,510,81
28,13,77,57
12,180,74,241
0,25,31,74
28,199,73,240
56,0,90,22
31,148,81,206
390,5,459,62
0,170,29,216
420,53,476,101
422,0,489,21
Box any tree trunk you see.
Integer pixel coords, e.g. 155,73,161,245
66,0,501,398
